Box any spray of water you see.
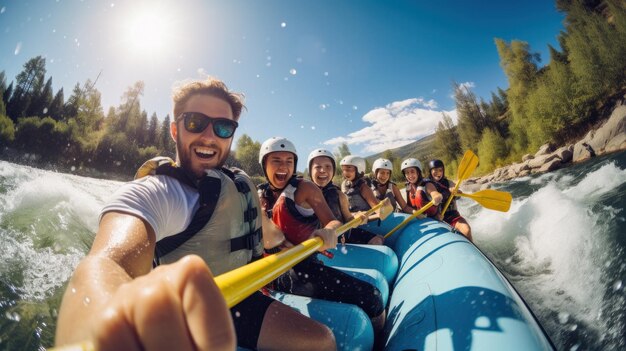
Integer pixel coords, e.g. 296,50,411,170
471,161,626,349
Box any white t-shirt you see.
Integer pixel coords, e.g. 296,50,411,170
100,175,200,241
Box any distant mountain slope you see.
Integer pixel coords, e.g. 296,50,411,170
365,133,437,165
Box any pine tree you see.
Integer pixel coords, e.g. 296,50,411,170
49,88,65,121
147,112,159,146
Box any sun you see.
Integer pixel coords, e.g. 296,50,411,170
120,6,180,58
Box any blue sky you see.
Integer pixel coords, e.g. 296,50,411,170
0,0,565,166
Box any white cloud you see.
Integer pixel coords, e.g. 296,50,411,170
324,98,457,154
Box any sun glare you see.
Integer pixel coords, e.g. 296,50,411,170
120,7,179,59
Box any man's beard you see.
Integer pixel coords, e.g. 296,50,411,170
175,132,228,178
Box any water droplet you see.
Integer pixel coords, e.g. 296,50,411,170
266,62,272,67
235,311,241,318
570,324,578,331
71,288,76,294
1,6,5,13
336,279,340,284
505,257,512,264
311,126,316,130
14,42,22,55
289,68,297,75
110,3,115,7
304,274,309,279
352,105,358,110
71,166,76,171
280,22,286,28
613,280,622,291
340,245,348,254
43,107,48,114
83,296,91,305
319,104,327,110
324,71,329,76
558,312,569,324
569,344,580,351
479,290,484,295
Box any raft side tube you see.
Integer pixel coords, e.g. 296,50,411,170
364,213,554,350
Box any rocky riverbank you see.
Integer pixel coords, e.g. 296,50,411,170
462,98,626,193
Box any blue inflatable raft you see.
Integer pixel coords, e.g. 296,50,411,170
249,213,554,350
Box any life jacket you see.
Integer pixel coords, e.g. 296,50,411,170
258,177,320,245
320,182,345,223
405,180,438,217
372,179,397,210
341,178,371,212
428,177,459,215
135,157,263,275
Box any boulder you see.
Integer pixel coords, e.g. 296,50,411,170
522,154,534,162
513,162,531,174
537,159,563,173
554,145,573,164
528,153,561,169
535,143,555,157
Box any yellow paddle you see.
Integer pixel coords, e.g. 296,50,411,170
217,198,393,307
51,199,393,351
456,189,512,212
439,150,478,220
383,200,435,239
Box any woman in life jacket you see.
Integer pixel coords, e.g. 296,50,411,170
339,155,381,217
401,158,443,217
258,137,387,337
428,159,473,241
371,158,413,213
308,149,384,245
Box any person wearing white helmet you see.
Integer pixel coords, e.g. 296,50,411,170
308,149,384,246
339,155,379,215
427,159,473,241
401,158,443,218
371,158,412,213
258,138,386,339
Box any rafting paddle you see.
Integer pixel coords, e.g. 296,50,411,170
456,189,512,212
439,150,478,220
52,199,393,351
383,200,435,239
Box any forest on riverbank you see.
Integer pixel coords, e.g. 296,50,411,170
0,0,624,183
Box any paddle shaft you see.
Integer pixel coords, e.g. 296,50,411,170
439,150,478,219
383,200,434,239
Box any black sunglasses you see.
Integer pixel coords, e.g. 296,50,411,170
177,112,238,138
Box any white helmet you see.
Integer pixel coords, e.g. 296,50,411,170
259,137,298,167
401,158,422,172
372,158,393,173
340,155,366,174
308,149,336,173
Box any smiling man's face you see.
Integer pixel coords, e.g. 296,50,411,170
171,94,235,178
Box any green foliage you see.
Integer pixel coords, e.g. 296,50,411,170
334,142,351,175
476,128,508,172
433,113,462,166
14,117,71,160
235,134,263,176
0,112,15,146
495,38,540,153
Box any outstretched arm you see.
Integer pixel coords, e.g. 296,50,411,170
55,212,235,351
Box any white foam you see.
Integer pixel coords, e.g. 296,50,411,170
563,162,626,200
471,162,626,335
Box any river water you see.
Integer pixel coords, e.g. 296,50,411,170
0,150,624,350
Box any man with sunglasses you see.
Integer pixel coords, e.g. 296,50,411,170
55,78,337,351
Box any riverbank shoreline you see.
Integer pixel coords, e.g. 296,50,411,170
461,98,626,193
